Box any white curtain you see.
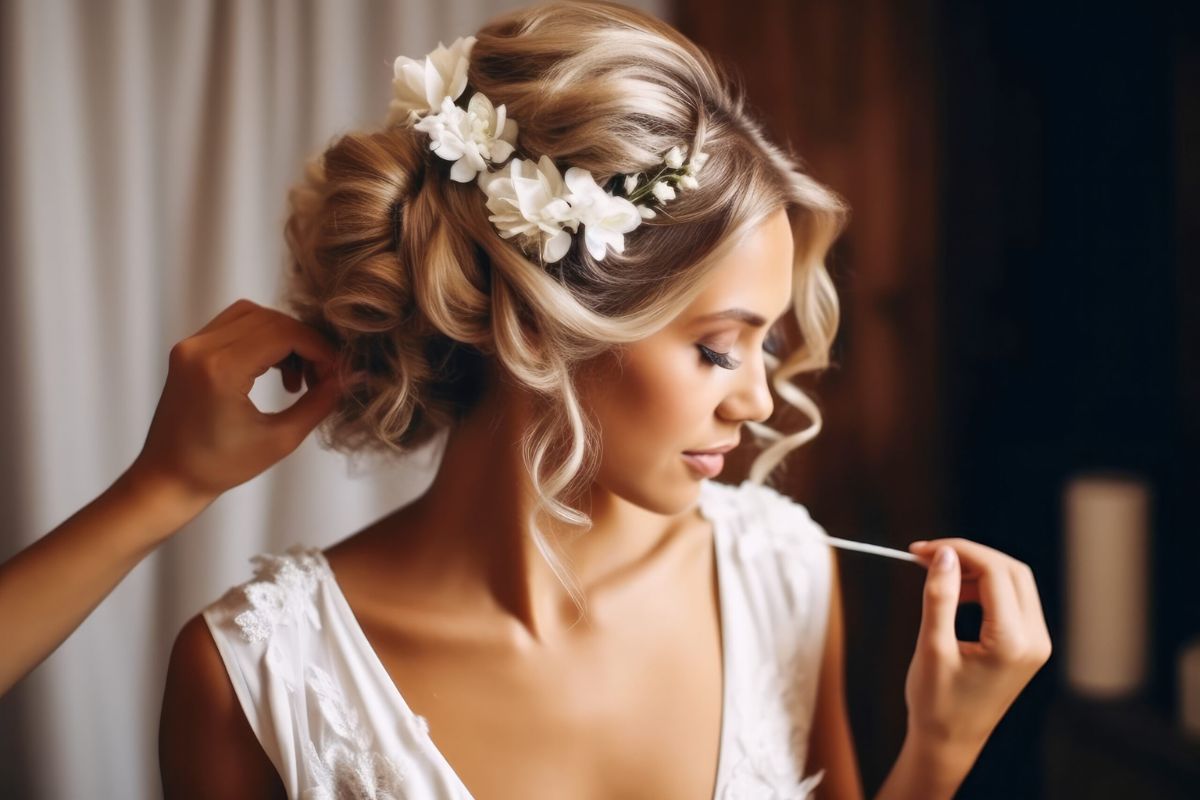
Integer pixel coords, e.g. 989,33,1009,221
0,0,667,797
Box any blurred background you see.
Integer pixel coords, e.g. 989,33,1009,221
0,0,1196,798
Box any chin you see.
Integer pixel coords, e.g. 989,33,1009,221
600,464,703,516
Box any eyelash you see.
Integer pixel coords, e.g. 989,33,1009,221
698,328,786,370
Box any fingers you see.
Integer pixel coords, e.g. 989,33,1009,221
910,538,1034,662
277,351,305,393
264,368,343,445
177,299,346,420
1012,561,1053,659
190,298,260,337
918,545,963,664
241,315,339,382
189,295,348,421
190,303,340,390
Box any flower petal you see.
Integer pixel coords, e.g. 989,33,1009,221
490,139,515,162
650,180,676,203
534,154,567,196
604,197,642,233
443,36,475,100
450,156,478,182
501,117,519,145
422,55,447,110
466,91,494,120
544,229,572,262
543,198,577,227
433,137,465,161
564,166,603,198
425,36,474,103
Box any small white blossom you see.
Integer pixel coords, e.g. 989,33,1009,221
388,35,475,125
563,167,643,260
477,155,579,263
386,35,707,262
650,179,677,203
664,145,687,169
413,93,518,182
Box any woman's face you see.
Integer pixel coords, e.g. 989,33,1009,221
580,207,795,515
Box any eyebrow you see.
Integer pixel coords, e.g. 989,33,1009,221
693,306,789,327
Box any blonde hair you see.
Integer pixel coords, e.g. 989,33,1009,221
282,0,847,619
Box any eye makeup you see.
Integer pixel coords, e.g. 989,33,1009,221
698,326,787,370
698,343,738,369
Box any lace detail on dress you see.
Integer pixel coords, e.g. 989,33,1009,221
302,663,409,800
233,544,326,643
704,480,828,799
730,482,821,565
717,640,826,798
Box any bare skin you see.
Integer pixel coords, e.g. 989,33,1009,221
157,209,1050,798
0,299,342,698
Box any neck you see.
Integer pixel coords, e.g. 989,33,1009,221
399,375,690,648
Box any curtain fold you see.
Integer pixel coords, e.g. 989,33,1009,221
0,1,666,796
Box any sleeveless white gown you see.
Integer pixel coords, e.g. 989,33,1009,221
202,478,832,799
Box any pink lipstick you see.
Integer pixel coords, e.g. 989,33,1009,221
682,452,725,477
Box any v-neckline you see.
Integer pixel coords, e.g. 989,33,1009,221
313,478,732,800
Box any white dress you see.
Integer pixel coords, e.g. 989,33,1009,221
202,478,832,799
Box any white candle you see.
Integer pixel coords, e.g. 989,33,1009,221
1063,471,1151,698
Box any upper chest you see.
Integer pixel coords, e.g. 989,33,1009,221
323,519,726,800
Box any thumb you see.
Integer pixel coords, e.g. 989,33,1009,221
268,370,343,441
919,545,963,659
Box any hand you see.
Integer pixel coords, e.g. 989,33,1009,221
128,298,348,504
902,538,1052,760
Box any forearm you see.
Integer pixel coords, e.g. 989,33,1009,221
873,734,981,800
0,465,213,695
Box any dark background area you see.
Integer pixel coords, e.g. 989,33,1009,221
677,0,1198,796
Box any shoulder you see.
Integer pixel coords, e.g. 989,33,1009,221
159,614,286,799
203,544,329,645
158,544,328,799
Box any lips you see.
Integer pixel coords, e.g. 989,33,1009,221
682,438,737,478
684,440,738,455
682,451,725,478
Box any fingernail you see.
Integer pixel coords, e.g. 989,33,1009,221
909,540,929,549
935,546,956,571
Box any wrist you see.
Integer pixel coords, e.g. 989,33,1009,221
112,462,215,543
875,731,981,800
899,731,981,789
904,720,989,767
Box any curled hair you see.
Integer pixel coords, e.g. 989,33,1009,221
282,0,847,621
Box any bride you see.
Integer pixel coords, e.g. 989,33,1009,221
157,2,1052,798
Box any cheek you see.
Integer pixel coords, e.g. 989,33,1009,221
593,344,712,461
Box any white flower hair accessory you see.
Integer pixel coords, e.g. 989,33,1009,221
387,36,708,263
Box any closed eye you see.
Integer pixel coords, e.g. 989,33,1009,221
698,327,787,370
698,343,738,369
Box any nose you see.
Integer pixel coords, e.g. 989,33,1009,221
719,351,774,424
